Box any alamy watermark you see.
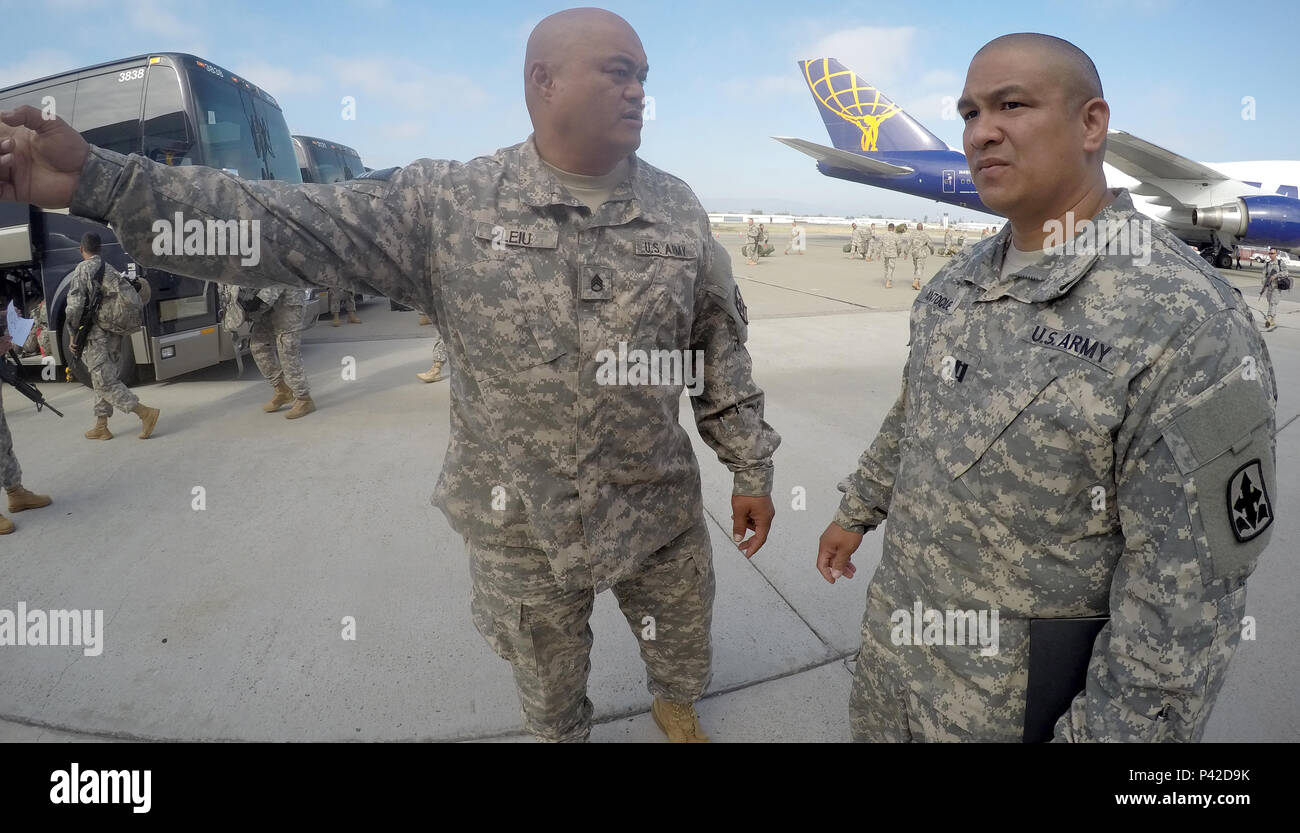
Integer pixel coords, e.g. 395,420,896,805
0,602,103,656
1043,212,1153,266
151,211,261,266
594,341,704,395
890,601,1000,656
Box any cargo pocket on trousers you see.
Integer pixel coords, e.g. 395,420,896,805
1158,368,1275,584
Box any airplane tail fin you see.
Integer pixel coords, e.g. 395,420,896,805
798,58,948,154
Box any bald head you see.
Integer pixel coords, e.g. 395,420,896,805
974,33,1102,110
524,8,648,174
960,32,1110,235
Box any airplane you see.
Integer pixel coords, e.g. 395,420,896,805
774,57,1300,267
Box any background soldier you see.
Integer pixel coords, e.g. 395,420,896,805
247,286,314,419
942,224,955,256
866,223,878,261
849,222,865,259
0,330,53,534
817,33,1276,742
415,330,448,383
879,223,899,288
908,222,932,290
1262,248,1286,330
744,217,761,265
783,219,804,255
65,233,160,440
1,7,779,743
329,288,361,327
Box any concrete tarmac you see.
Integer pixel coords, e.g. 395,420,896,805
0,234,1295,742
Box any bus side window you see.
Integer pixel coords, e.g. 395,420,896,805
72,70,144,156
0,80,77,124
143,64,193,165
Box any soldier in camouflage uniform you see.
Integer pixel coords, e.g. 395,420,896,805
909,222,933,290
865,223,879,261
942,225,955,256
743,218,762,265
1,7,780,743
879,224,901,288
66,233,161,440
329,288,361,327
849,223,866,259
0,326,53,534
415,324,449,383
1261,248,1286,330
817,34,1276,742
247,286,315,418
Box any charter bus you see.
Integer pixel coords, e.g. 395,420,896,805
0,53,328,385
292,135,365,184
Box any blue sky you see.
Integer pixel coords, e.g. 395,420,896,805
4,0,1297,220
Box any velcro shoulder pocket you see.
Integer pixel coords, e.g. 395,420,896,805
1159,368,1276,583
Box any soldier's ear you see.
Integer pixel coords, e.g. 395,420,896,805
527,60,556,103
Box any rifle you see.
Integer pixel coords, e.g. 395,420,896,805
68,259,106,361
0,349,64,417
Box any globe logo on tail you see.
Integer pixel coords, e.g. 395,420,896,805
803,58,901,152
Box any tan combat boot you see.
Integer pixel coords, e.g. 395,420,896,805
347,312,362,324
415,361,446,383
417,313,432,326
264,381,294,413
0,513,12,534
332,313,342,327
7,485,51,513
132,403,160,439
650,698,710,743
84,416,113,440
285,396,316,419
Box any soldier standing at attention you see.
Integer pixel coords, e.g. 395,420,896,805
2,6,779,743
65,233,160,440
816,33,1276,742
0,328,53,534
908,222,932,290
1261,248,1286,331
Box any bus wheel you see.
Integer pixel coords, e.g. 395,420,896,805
58,326,139,387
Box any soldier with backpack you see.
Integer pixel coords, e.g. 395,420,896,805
65,233,160,440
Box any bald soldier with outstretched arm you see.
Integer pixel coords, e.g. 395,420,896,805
1,7,779,743
817,34,1277,742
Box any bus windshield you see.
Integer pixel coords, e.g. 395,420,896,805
186,65,301,182
304,142,365,183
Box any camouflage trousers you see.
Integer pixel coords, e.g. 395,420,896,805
849,566,1029,742
250,300,309,398
468,518,716,742
882,257,896,282
85,330,138,418
912,254,928,277
1264,285,1278,321
329,289,356,316
0,387,21,489
431,335,447,363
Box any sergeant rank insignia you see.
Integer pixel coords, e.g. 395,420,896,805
1227,460,1272,543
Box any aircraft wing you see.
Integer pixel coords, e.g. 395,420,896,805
772,136,914,177
1105,130,1228,184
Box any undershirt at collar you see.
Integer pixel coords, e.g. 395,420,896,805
999,238,1048,281
540,157,630,212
